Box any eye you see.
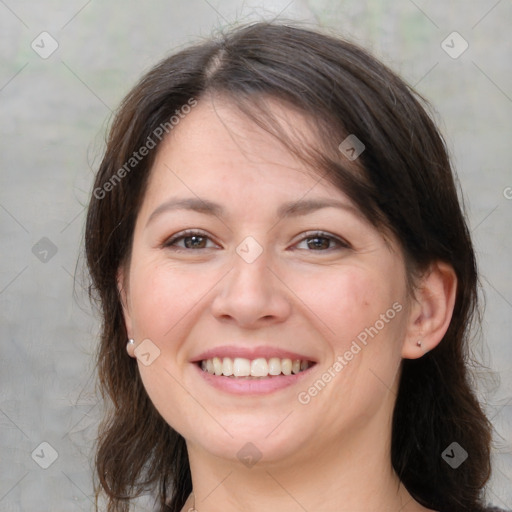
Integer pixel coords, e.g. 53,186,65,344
163,230,219,250
294,231,350,251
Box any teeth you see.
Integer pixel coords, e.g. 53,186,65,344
281,359,292,375
222,357,233,376
250,358,268,377
200,356,311,377
268,357,281,376
213,357,223,376
233,357,250,377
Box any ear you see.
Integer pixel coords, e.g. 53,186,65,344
117,266,133,340
401,261,457,359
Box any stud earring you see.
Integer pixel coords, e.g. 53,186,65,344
416,340,422,347
126,338,135,354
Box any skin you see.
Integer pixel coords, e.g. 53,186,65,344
119,95,457,512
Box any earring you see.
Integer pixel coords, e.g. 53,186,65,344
126,338,135,354
416,340,422,347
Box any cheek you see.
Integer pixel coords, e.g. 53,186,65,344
301,267,407,424
128,256,229,351
128,259,198,339
289,265,401,348
127,260,211,430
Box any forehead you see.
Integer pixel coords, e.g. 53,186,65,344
143,96,355,208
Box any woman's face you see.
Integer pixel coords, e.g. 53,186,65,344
120,97,415,466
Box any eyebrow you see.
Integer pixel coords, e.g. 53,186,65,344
146,196,360,227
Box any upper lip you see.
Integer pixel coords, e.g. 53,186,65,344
191,345,317,363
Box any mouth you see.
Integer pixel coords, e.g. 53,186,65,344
198,356,315,378
191,346,317,394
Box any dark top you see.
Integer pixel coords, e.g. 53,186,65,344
162,504,510,511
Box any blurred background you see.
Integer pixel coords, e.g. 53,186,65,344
1,1,511,510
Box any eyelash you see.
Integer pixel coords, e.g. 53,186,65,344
162,229,350,252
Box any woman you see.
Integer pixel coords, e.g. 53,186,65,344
85,22,508,512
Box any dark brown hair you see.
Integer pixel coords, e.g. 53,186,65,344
85,21,493,512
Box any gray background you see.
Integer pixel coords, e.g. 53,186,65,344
1,1,511,510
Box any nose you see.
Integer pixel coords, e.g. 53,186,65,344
210,247,292,329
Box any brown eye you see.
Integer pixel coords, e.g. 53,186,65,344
182,235,208,249
163,230,218,250
306,236,331,250
295,231,349,251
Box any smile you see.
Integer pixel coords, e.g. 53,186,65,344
200,356,313,378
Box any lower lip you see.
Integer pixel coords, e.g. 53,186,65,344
193,363,315,395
